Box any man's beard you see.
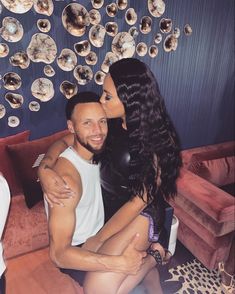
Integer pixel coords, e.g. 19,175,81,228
75,133,105,155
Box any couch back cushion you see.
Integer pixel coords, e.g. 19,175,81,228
0,131,30,196
7,130,69,208
188,156,235,186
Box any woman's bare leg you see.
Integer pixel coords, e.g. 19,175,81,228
83,215,163,294
142,267,163,294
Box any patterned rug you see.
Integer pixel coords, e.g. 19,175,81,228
166,259,222,294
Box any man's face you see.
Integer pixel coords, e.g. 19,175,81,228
68,102,108,155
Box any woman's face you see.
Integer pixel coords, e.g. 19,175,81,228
100,74,125,119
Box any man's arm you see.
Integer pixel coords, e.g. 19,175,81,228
38,134,74,206
49,158,146,274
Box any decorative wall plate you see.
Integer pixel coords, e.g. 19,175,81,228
94,70,106,85
44,65,55,77
74,40,91,56
37,19,51,33
27,33,57,64
8,115,20,127
173,27,180,38
136,42,148,56
106,3,118,17
29,101,40,112
105,22,118,37
128,26,139,39
159,18,172,33
89,9,101,25
91,0,104,9
112,32,135,58
60,81,78,99
125,8,137,25
148,0,165,18
57,48,77,71
1,0,33,14
154,33,162,44
31,78,54,101
0,104,6,119
62,3,90,37
73,65,93,85
0,43,9,58
9,51,30,69
89,24,106,48
184,24,192,36
0,16,24,42
116,0,128,10
148,45,158,57
33,0,54,16
140,16,152,34
101,52,118,73
5,92,24,108
85,51,98,65
163,34,178,52
3,72,22,90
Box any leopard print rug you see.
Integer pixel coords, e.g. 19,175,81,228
167,259,222,294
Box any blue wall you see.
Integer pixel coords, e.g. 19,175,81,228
0,0,234,149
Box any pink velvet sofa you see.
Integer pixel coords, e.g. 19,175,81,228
1,131,234,292
169,141,235,269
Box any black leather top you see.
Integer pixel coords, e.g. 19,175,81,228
100,121,131,221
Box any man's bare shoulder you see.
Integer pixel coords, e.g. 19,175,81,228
53,155,82,200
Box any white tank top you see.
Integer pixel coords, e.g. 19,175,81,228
45,146,104,246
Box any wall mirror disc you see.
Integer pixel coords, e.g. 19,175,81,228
1,0,33,14
5,92,24,108
31,78,54,101
0,17,23,42
148,0,165,17
62,3,90,37
112,32,135,58
89,24,106,48
57,48,77,71
60,81,78,99
33,0,54,16
3,72,22,90
27,33,57,64
73,65,93,85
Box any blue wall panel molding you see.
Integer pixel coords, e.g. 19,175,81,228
0,0,234,149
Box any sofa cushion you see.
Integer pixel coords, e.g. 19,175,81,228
176,169,235,227
2,194,49,259
7,130,69,208
0,131,30,196
188,156,235,186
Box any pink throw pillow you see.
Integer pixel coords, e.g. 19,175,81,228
0,131,30,196
7,130,69,208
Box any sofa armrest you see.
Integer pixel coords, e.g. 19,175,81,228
175,168,235,223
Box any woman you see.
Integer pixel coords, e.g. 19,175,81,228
39,58,181,293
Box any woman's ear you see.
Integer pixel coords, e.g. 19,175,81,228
67,120,75,133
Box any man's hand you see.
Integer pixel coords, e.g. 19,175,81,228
39,167,75,207
119,233,147,275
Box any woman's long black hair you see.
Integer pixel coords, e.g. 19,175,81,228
109,58,182,228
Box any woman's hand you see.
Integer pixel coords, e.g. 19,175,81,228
39,167,75,207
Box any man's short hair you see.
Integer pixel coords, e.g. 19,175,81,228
66,91,100,120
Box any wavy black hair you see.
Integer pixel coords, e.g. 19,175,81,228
109,58,182,227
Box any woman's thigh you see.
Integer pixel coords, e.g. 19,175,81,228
83,215,150,293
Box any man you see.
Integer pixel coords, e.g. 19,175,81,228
45,92,146,287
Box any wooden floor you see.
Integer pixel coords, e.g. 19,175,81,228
5,247,83,294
